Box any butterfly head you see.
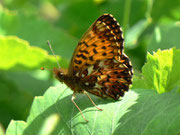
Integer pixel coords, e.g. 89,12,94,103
53,67,67,82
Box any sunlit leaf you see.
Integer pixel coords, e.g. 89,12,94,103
133,48,180,93
0,36,60,70
6,84,180,135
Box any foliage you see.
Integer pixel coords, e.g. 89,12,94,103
0,0,179,134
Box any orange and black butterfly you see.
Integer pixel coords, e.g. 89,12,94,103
44,14,133,122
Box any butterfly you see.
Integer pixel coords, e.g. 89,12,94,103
45,14,133,122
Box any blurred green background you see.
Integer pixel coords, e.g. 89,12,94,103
0,0,179,132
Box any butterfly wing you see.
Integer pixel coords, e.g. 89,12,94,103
68,14,124,75
81,54,133,100
68,14,133,100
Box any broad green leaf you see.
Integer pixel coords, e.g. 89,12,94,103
6,84,180,135
135,48,180,93
113,88,180,135
0,36,60,70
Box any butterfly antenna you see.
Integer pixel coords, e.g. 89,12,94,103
47,40,61,68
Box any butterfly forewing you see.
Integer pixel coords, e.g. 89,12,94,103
67,14,133,100
69,14,124,74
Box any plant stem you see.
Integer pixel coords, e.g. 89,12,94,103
123,0,132,34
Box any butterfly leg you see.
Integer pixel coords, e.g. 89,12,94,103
71,92,89,122
84,91,103,111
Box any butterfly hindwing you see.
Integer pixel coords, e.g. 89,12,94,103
79,57,132,100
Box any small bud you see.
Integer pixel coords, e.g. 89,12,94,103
41,67,45,70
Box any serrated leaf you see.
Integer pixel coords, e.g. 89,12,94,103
6,84,180,135
0,36,60,70
113,88,180,135
138,48,180,93
6,120,26,135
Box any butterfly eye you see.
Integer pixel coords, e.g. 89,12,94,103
56,72,65,82
58,71,65,77
60,72,64,75
53,68,67,82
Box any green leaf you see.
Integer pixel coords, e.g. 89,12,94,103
131,73,148,89
0,73,33,128
6,120,26,135
0,36,61,128
0,7,78,60
1,0,180,133
113,88,180,135
0,36,59,70
134,48,180,93
0,123,5,135
6,84,180,135
38,114,60,135
125,19,150,48
147,23,180,53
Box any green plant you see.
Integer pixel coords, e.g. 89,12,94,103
0,0,179,134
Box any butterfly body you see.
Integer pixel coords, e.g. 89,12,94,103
54,68,84,93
